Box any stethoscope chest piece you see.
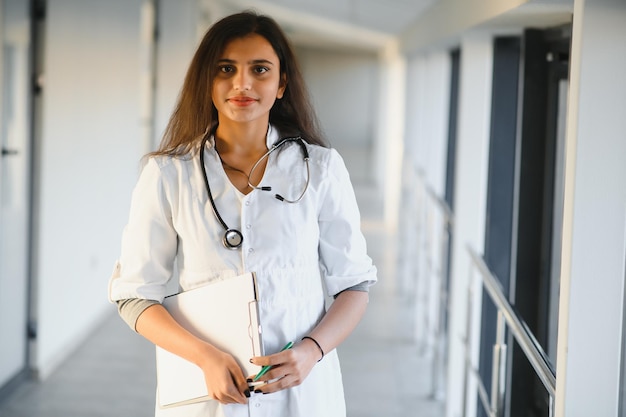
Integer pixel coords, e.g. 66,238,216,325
223,229,243,250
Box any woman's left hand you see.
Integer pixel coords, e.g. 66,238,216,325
248,339,321,393
248,291,369,394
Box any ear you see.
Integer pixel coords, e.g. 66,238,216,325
277,73,287,99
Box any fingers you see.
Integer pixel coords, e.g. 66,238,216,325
236,374,252,400
248,348,293,382
225,363,250,404
251,345,299,368
248,344,315,394
212,385,246,404
252,368,301,394
207,372,247,405
247,351,288,393
203,354,250,405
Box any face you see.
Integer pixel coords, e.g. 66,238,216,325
212,34,286,128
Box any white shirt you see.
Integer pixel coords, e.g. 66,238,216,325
109,127,377,417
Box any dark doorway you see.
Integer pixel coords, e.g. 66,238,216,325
509,26,570,417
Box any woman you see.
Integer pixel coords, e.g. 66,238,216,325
109,11,377,417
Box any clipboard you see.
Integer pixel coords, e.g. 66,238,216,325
155,272,263,408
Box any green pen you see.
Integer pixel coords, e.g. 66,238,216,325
253,341,294,382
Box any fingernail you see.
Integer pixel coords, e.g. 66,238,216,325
249,359,254,363
254,389,263,394
244,389,251,398
246,378,252,383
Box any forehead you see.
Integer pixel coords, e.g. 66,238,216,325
220,34,280,63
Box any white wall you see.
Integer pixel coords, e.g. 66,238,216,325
405,52,451,194
445,32,493,417
34,0,145,378
295,46,379,184
401,51,451,352
373,43,406,228
555,0,626,415
154,0,198,149
0,0,31,388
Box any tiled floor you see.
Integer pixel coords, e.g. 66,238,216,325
0,184,444,417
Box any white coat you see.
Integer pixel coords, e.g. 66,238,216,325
109,126,378,417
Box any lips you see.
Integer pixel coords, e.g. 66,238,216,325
228,96,257,106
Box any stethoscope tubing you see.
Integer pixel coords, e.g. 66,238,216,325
199,136,244,249
199,134,309,249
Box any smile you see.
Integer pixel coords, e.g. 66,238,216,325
228,96,257,106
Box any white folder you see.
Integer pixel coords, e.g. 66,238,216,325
155,272,263,408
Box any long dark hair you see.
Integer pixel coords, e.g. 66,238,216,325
152,11,327,157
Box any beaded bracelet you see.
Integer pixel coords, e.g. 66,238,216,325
302,336,324,362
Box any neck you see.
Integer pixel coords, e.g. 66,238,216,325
214,119,269,156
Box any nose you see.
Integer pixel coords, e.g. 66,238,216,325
233,70,251,92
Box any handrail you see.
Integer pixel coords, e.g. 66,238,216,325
412,165,556,414
415,168,454,225
412,169,454,400
466,246,556,397
424,185,454,226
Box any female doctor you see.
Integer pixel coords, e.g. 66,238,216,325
108,11,377,417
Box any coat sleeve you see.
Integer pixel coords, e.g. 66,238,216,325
108,157,178,303
317,149,377,297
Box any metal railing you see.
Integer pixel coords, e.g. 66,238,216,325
408,166,556,416
423,184,453,400
409,168,453,400
464,246,556,417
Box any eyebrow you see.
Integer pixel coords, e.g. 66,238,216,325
217,58,276,66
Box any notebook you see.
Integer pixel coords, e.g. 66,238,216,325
155,272,263,408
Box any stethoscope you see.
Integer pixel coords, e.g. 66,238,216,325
199,134,310,250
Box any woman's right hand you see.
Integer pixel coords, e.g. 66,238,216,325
135,304,250,404
198,344,250,404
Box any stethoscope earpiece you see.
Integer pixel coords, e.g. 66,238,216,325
200,134,310,250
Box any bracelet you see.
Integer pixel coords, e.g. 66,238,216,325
302,336,324,362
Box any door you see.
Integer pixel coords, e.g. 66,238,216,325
0,0,32,391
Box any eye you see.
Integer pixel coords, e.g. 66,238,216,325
218,65,235,74
253,66,269,74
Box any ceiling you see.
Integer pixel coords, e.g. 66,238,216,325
218,0,438,50
214,0,573,53
253,0,437,35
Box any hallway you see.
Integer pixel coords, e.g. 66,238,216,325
2,1,626,415
0,184,444,417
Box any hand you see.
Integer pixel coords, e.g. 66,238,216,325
198,345,250,404
134,305,252,404
248,339,321,394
